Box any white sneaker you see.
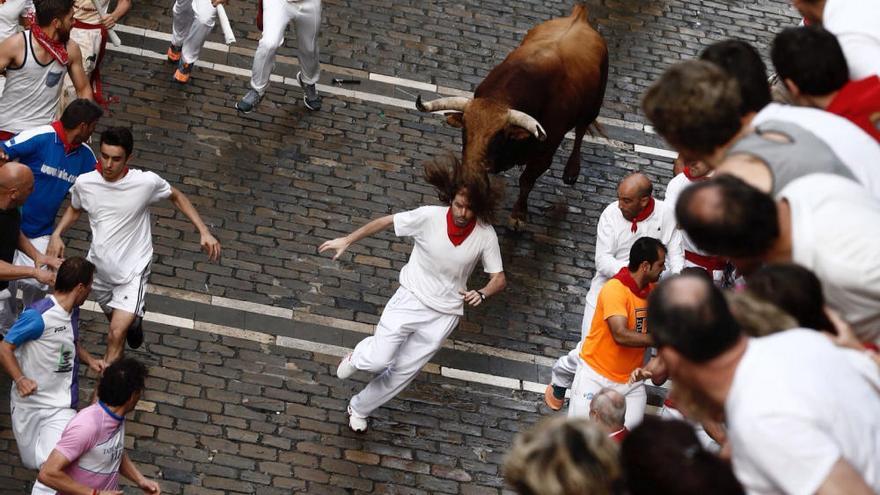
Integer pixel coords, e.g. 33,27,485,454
336,353,357,379
347,406,367,433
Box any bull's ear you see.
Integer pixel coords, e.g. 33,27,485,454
506,126,533,140
445,113,464,128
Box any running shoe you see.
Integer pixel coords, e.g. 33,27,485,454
235,89,264,114
347,405,367,433
126,315,144,350
173,61,193,84
297,71,322,111
336,353,356,379
166,44,182,64
544,383,565,411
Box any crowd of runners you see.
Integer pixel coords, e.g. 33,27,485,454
0,0,879,493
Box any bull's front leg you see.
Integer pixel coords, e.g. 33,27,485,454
510,149,557,230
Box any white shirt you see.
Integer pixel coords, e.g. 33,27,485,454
780,174,880,343
823,0,880,80
753,103,880,198
395,206,503,315
585,199,683,307
727,329,880,495
71,169,172,285
0,0,32,42
664,173,720,269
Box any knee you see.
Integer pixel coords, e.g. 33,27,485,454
258,33,284,52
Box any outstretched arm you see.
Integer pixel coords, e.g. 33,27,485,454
48,206,83,259
119,452,161,494
168,187,221,262
318,215,394,260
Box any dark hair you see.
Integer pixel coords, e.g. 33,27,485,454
700,40,771,115
424,156,503,224
60,99,103,129
771,26,848,96
680,266,714,282
628,237,666,271
100,127,134,157
97,358,147,407
34,0,74,27
642,61,743,157
676,175,780,258
649,274,742,363
621,417,744,495
53,256,95,293
747,263,834,332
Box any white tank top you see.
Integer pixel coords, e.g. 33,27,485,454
0,30,66,134
0,0,33,42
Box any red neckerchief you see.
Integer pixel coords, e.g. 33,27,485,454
609,427,629,443
612,267,653,299
683,166,708,182
629,196,655,233
50,121,77,154
447,208,476,246
29,20,69,66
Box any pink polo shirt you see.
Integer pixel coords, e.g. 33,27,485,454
53,402,125,493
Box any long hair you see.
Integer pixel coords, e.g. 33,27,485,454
424,155,503,224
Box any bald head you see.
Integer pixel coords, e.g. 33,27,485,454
617,173,653,220
589,388,626,432
0,162,34,209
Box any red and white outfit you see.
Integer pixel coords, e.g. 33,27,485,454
249,0,321,94
549,198,683,390
347,206,503,419
826,75,880,142
61,0,113,110
664,170,728,283
820,0,880,80
170,0,219,67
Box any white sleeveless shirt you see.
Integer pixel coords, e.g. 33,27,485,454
0,30,66,134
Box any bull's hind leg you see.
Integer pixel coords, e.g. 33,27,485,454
562,123,589,185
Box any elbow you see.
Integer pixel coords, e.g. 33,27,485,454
496,273,507,292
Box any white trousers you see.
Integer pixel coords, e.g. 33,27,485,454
569,360,646,430
0,288,15,336
171,0,217,64
550,297,596,389
11,405,76,470
660,404,721,453
250,0,321,93
349,287,459,418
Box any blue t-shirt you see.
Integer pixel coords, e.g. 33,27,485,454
1,124,97,237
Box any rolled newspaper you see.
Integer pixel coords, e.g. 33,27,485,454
89,0,122,47
216,4,236,45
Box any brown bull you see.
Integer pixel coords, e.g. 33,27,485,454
416,2,608,228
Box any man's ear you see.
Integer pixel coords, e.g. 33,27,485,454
506,126,533,140
783,78,801,99
445,113,464,128
658,347,681,376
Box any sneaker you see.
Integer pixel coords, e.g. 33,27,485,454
235,89,264,114
126,316,144,350
166,44,182,64
336,353,356,380
544,384,565,411
347,405,367,433
173,61,193,84
297,72,322,111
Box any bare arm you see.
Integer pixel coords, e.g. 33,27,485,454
102,0,131,29
0,341,37,397
65,42,93,100
48,206,83,259
318,215,395,260
461,271,506,307
0,32,24,72
76,343,105,375
39,450,123,495
18,232,62,270
816,458,875,495
119,452,160,494
629,355,668,385
607,315,653,347
168,187,220,262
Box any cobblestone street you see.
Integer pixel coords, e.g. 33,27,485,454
1,0,797,492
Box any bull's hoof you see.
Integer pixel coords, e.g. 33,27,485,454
562,172,579,185
562,163,581,185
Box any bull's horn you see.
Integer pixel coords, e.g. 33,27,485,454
508,109,547,141
416,95,471,113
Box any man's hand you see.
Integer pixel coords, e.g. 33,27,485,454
138,478,161,494
46,236,65,259
200,232,221,262
88,358,107,375
15,376,37,396
34,268,56,287
319,237,352,261
0,149,8,161
210,0,226,6
100,13,117,29
36,253,63,270
628,367,652,384
460,289,484,307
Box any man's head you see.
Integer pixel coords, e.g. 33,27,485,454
0,162,35,208
504,416,620,495
648,274,742,385
589,388,626,434
642,61,743,165
99,127,134,182
97,357,147,413
34,0,75,41
746,263,833,332
791,0,826,24
424,157,502,224
617,173,653,220
771,26,848,105
675,175,780,260
628,236,667,284
700,40,772,115
53,257,95,306
60,99,103,146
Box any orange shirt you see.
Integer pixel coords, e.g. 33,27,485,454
580,278,650,383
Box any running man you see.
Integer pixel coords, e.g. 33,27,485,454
166,0,227,84
48,126,221,363
320,163,506,432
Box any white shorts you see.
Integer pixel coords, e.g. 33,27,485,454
91,266,150,316
569,360,647,429
12,235,51,294
11,404,76,470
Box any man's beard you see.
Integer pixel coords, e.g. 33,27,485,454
56,28,70,43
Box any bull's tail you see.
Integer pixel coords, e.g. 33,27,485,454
571,2,590,23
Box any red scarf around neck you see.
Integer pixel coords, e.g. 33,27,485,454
50,121,77,154
629,196,655,233
29,18,69,66
447,208,476,246
683,166,708,182
612,267,652,299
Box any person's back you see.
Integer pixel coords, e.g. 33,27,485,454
821,0,880,80
727,329,880,494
